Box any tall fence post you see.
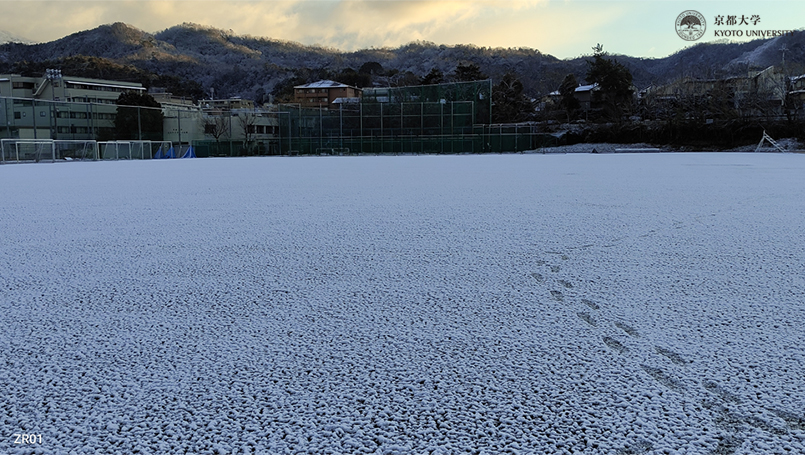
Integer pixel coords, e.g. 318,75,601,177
319,105,323,152
32,100,38,140
380,103,384,155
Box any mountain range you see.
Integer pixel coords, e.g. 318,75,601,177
0,30,33,46
1,22,804,102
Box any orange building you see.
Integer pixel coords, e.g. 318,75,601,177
294,80,362,108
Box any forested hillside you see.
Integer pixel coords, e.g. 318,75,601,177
1,22,803,102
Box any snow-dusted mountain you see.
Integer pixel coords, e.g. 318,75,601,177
0,29,33,45
0,22,803,101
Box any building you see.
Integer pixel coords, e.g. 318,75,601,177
789,74,805,103
197,99,280,155
545,83,600,111
0,72,145,103
199,97,255,113
0,72,146,140
148,89,205,147
293,80,362,108
644,66,789,118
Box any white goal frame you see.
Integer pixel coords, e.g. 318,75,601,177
98,140,169,160
55,140,99,161
1,139,99,163
1,139,55,163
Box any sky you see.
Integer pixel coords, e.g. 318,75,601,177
0,0,803,60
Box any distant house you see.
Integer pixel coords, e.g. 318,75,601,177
571,83,600,111
545,83,600,111
293,80,362,108
645,66,789,117
790,74,805,104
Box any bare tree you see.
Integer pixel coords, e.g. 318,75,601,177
237,111,258,154
204,115,230,142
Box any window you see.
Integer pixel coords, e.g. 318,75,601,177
14,112,21,119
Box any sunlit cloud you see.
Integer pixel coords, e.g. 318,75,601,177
0,0,803,59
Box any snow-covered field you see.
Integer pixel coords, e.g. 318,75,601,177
1,153,804,455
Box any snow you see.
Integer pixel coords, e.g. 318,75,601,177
0,29,34,45
1,153,804,454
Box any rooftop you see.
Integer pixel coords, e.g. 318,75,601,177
294,80,355,89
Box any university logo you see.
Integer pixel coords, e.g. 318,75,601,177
676,10,706,41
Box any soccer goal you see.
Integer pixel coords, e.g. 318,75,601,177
1,139,56,163
55,140,98,161
98,140,163,160
1,139,98,163
316,147,350,156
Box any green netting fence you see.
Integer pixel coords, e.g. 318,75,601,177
275,101,557,155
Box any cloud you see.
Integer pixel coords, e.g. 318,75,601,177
6,0,800,59
0,0,552,48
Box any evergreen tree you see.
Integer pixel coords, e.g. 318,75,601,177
585,53,634,120
452,63,487,82
358,61,384,76
491,73,534,123
336,68,372,88
559,73,581,122
420,68,445,85
114,91,164,141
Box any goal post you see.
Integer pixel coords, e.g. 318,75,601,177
54,140,99,161
1,139,98,163
1,139,56,163
98,140,162,160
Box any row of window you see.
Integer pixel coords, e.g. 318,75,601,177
205,124,279,135
65,97,118,104
10,97,119,106
247,125,278,134
296,88,350,94
56,111,116,120
65,83,138,93
11,82,36,89
57,126,90,134
6,81,139,94
11,111,116,120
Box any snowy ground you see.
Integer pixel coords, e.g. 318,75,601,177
1,153,804,455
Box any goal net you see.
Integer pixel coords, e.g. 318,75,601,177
1,139,98,163
55,140,98,161
1,139,55,163
98,141,166,160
